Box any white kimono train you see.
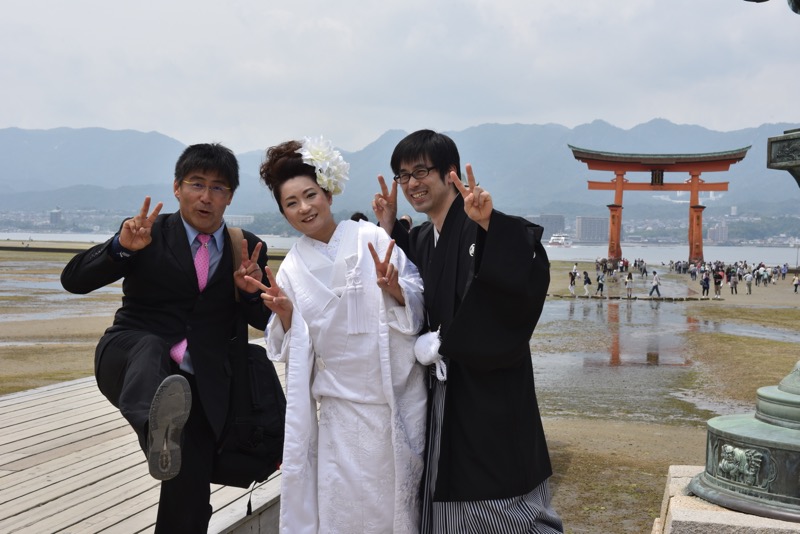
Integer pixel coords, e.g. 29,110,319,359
265,220,427,534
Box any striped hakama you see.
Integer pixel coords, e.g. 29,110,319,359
421,371,563,534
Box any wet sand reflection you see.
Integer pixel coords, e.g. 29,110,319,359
534,298,799,423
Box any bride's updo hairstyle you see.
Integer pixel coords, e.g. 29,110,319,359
259,140,319,214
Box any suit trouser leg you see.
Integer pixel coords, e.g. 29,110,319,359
96,334,214,532
155,373,215,533
94,331,172,446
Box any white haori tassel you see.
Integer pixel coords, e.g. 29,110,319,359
345,265,368,334
414,329,446,381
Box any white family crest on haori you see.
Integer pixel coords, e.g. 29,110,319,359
296,136,350,195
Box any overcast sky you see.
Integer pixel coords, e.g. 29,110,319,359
2,0,798,153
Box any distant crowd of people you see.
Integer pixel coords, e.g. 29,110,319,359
690,260,795,298
567,257,797,299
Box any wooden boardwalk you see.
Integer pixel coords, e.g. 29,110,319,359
0,367,284,533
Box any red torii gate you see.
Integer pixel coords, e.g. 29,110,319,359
569,145,750,264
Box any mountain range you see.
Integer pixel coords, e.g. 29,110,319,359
1,120,799,218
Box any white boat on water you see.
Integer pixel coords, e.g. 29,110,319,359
548,233,573,247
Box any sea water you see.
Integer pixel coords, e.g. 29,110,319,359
2,232,799,266
0,232,299,251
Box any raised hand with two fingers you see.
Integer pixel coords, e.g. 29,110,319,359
451,163,493,231
368,239,405,305
119,196,163,251
245,266,293,331
233,239,265,293
372,175,398,235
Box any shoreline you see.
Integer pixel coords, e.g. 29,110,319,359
0,240,291,259
0,240,94,253
3,234,800,266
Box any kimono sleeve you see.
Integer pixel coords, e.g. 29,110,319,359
389,220,411,260
438,212,550,371
474,211,549,298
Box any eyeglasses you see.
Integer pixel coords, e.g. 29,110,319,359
182,180,231,197
393,166,437,184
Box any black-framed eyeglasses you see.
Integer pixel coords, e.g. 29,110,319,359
182,179,231,197
393,166,437,184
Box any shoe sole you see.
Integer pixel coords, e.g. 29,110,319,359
148,375,191,481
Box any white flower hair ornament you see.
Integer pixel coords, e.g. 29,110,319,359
296,136,350,195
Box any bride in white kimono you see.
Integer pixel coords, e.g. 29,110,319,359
250,137,427,534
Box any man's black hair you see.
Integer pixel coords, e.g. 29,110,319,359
390,130,461,182
174,143,240,192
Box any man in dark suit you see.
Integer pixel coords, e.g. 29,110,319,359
61,143,271,533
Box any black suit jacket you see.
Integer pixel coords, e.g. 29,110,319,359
61,212,271,439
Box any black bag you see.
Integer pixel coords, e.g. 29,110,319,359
211,342,286,488
211,226,285,488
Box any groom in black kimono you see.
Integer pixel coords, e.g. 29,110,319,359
373,130,562,533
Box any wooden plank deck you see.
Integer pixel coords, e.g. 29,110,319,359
0,360,284,533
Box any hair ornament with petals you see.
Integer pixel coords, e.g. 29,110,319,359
296,136,350,195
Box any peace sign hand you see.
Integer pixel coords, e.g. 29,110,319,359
234,240,264,293
451,164,492,231
119,196,163,251
245,266,293,331
368,240,405,305
372,175,398,234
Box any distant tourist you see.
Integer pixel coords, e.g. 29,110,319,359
713,268,724,299
350,211,369,222
701,272,710,297
398,214,413,230
649,270,661,297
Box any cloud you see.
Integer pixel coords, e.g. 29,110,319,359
0,0,797,153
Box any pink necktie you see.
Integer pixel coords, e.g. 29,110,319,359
194,234,211,291
170,234,212,364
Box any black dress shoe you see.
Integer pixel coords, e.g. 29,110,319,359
147,375,192,480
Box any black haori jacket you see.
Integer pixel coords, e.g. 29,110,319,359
61,212,271,440
393,195,552,502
